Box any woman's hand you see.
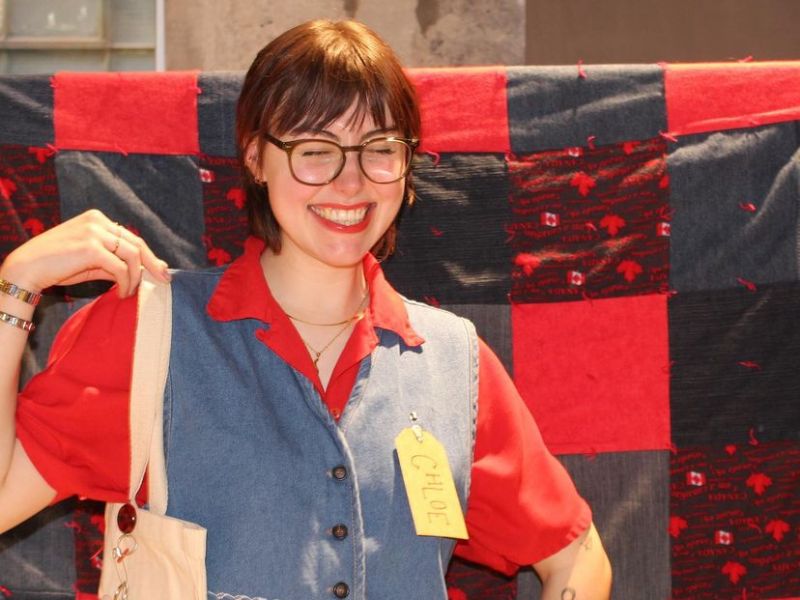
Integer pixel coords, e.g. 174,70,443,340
0,209,171,298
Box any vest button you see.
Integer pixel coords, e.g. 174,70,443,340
331,465,348,480
332,582,349,598
332,523,348,540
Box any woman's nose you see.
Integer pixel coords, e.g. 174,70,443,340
333,150,366,191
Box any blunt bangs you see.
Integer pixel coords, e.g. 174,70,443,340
259,22,418,140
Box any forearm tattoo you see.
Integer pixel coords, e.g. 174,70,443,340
561,588,577,600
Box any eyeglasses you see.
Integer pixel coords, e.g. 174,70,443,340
263,133,419,186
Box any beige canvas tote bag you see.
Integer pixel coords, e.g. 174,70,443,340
98,273,207,600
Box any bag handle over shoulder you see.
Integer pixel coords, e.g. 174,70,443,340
100,271,207,600
128,271,172,514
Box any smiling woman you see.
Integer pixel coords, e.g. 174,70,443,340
237,19,421,262
0,19,609,600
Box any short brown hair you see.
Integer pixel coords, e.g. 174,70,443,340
235,20,421,259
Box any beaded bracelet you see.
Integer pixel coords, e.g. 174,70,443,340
0,278,42,306
0,310,35,332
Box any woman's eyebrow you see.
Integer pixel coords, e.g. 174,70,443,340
289,125,399,141
364,126,399,138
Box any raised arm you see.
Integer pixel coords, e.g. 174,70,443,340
0,209,169,533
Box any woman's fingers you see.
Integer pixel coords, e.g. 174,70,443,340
93,219,172,297
1,210,171,298
105,224,171,296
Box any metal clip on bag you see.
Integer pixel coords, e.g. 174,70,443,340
98,273,207,600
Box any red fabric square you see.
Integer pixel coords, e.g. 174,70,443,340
407,67,509,154
665,62,800,136
53,72,200,155
512,294,670,454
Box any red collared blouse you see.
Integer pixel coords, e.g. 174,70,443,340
16,237,590,574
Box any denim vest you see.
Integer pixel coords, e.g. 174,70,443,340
162,269,479,600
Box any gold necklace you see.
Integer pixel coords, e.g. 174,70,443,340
300,316,362,371
285,291,369,327
288,292,369,371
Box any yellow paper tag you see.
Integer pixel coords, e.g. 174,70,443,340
395,426,468,540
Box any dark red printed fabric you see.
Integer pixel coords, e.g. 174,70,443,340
72,499,105,596
671,442,800,600
199,155,248,266
445,556,517,600
507,137,670,304
0,144,60,262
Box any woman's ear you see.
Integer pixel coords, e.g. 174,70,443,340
244,138,263,182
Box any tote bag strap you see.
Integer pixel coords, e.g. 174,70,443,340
128,271,172,515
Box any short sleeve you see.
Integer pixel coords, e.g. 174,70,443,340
15,289,137,504
454,338,592,575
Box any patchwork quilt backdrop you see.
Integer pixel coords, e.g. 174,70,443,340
0,62,798,600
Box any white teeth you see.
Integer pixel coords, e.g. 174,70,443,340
310,205,369,226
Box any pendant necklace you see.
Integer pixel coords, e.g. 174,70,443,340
286,291,369,371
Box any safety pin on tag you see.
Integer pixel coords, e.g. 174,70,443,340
409,411,424,443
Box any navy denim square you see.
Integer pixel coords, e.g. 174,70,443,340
517,451,671,600
0,76,54,147
55,151,207,269
442,303,513,375
669,282,800,445
668,122,800,293
507,66,666,153
0,500,76,600
384,154,512,304
197,73,243,158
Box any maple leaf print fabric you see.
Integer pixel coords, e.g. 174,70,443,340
199,155,248,266
507,138,670,303
0,143,60,262
670,442,799,599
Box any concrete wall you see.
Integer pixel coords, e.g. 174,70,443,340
166,1,799,71
165,0,525,70
526,0,800,65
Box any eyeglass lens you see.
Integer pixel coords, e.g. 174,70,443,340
290,139,411,184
